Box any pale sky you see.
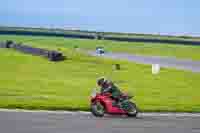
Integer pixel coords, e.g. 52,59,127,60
0,0,199,35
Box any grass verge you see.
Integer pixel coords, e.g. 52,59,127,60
0,35,200,112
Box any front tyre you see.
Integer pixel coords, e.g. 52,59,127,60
127,102,138,117
91,102,105,117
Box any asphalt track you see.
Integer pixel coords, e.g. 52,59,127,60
1,110,200,133
88,51,200,72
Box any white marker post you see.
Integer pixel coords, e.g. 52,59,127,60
152,64,160,74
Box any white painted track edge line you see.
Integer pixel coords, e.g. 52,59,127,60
0,109,200,117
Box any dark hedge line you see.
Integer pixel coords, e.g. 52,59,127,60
0,30,94,39
0,30,200,45
104,36,200,46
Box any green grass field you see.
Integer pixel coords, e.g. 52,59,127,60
0,35,200,61
0,35,200,112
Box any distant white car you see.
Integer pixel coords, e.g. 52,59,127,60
96,47,105,55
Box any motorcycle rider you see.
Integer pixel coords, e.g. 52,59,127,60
97,77,123,107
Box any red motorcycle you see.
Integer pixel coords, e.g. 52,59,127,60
90,89,138,117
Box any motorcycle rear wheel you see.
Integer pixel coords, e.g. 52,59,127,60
91,102,105,117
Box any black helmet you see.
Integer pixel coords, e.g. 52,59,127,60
97,77,105,86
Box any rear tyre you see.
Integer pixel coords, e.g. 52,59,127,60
127,102,138,117
91,102,105,117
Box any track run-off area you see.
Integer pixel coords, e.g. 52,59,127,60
1,109,200,133
88,51,200,73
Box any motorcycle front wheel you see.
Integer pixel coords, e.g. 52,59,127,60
91,102,105,117
127,102,138,117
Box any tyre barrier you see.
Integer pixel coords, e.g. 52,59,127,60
0,40,14,48
0,41,65,62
